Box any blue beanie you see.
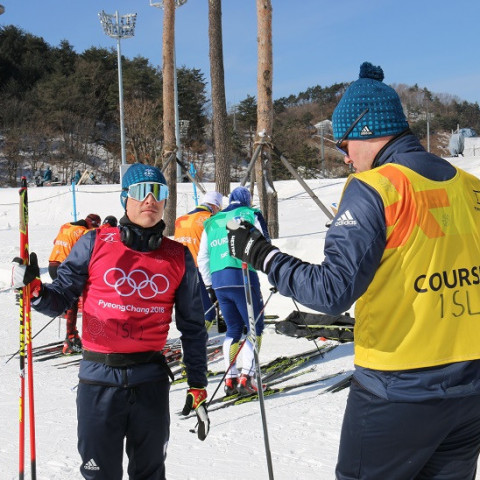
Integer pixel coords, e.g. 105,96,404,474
120,163,167,207
229,186,251,207
332,62,408,141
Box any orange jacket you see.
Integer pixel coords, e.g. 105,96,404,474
48,222,88,263
174,206,212,265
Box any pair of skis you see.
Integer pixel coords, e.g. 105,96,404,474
18,177,37,479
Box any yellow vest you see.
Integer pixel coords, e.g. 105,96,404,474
174,208,212,265
349,163,480,370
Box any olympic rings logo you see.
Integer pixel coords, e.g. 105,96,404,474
104,267,170,299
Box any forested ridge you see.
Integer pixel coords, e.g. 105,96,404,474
1,25,479,186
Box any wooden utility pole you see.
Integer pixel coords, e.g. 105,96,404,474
162,0,177,234
208,0,231,197
256,0,278,238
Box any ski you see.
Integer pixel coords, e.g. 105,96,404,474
181,370,346,417
209,370,346,412
53,343,224,370
319,372,353,394
262,344,337,383
55,358,82,369
31,342,64,358
172,343,337,385
35,350,81,362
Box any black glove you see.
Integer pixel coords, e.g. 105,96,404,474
226,220,278,273
182,387,210,441
206,286,217,305
216,308,227,334
12,252,43,297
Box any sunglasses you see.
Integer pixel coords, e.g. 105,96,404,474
335,108,369,156
126,182,169,202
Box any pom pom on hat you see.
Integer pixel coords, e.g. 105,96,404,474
203,191,223,209
359,62,384,81
332,62,408,141
120,163,167,208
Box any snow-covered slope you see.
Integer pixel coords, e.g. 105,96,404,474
0,154,479,479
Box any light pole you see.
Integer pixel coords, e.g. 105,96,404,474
314,120,332,177
150,0,188,183
0,5,5,14
98,10,137,166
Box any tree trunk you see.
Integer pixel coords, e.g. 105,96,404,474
208,0,230,197
162,0,177,235
256,0,278,238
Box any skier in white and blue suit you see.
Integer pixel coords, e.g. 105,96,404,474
227,62,480,479
198,186,270,395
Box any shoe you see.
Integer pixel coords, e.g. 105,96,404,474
237,374,264,395
63,332,82,355
224,377,238,396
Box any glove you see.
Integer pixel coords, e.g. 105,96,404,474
216,308,227,334
182,387,210,441
12,252,43,297
206,286,217,305
226,220,278,273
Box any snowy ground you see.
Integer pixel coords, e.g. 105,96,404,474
0,154,479,479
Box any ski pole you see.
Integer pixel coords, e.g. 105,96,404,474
206,287,277,406
242,262,274,480
4,315,60,366
19,176,37,479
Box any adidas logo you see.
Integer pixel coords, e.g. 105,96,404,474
334,210,357,227
84,459,100,471
360,125,373,136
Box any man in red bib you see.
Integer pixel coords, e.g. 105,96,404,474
13,163,209,480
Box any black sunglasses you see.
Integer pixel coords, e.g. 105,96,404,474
335,108,369,156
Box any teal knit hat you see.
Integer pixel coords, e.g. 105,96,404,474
120,163,167,208
332,62,408,141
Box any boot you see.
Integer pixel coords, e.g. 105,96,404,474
62,331,82,355
224,377,238,396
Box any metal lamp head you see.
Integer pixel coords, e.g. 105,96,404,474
98,10,137,39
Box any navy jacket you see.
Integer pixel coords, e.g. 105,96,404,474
33,222,208,388
268,132,480,401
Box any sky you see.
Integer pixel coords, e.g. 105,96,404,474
1,0,480,109
1,153,480,479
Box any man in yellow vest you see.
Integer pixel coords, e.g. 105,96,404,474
174,191,224,329
227,62,480,479
48,213,101,354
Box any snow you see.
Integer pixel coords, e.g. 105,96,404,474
0,154,479,479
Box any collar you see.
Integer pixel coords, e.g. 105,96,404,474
372,129,413,168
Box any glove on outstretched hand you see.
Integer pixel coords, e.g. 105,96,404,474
11,252,43,297
182,387,210,441
206,286,217,305
226,220,278,273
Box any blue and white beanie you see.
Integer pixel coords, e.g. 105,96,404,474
332,62,409,141
229,186,251,207
120,163,167,208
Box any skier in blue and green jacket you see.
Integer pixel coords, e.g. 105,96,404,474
198,186,270,396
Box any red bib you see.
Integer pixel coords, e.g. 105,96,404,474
81,228,185,353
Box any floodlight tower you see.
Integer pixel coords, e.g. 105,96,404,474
150,0,187,182
98,10,137,165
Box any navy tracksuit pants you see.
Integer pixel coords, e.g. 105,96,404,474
77,379,170,480
336,379,480,479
